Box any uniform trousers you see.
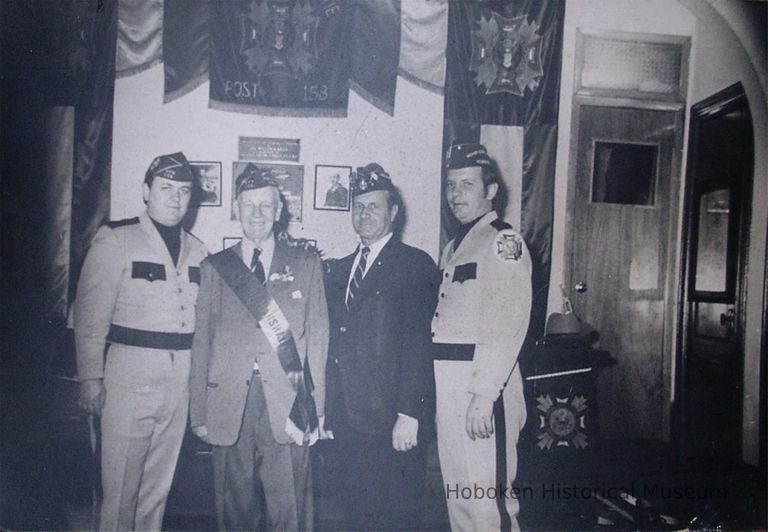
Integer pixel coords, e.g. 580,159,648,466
332,417,427,531
212,375,311,532
434,360,526,532
99,345,190,531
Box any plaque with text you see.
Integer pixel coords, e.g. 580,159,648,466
239,137,300,162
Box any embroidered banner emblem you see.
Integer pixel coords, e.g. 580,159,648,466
470,14,544,96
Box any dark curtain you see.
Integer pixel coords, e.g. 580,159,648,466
441,0,565,339
164,0,211,102
349,0,401,115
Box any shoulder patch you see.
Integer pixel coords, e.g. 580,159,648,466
105,217,139,229
490,218,512,232
494,229,524,263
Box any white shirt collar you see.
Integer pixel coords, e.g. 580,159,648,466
241,232,275,273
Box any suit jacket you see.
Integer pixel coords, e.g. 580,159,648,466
325,238,439,436
189,237,329,446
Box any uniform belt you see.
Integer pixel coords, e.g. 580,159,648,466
107,325,194,350
433,343,475,361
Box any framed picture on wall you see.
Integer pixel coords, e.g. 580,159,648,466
314,164,351,211
222,236,242,250
190,161,222,206
232,162,304,222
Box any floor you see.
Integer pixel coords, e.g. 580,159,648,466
1,414,765,531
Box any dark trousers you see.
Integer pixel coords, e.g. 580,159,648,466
333,421,427,531
212,377,312,532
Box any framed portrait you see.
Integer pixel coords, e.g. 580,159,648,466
232,162,304,222
314,165,351,211
222,236,242,250
190,161,222,206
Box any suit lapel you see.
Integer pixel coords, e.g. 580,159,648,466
348,239,397,308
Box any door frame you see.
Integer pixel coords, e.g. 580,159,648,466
674,82,753,455
564,96,685,440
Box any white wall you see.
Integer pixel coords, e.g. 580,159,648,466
111,65,444,261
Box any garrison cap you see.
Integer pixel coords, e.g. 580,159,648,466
235,163,279,197
351,163,395,197
445,142,493,170
146,152,193,182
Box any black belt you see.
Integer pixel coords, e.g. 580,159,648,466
107,324,194,350
433,343,475,361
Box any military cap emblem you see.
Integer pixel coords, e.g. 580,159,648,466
351,163,395,197
495,229,524,262
235,163,279,197
147,152,193,182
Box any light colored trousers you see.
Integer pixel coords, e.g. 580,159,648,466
99,345,190,531
435,360,527,532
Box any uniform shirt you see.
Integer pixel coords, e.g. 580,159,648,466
431,210,532,400
74,212,208,380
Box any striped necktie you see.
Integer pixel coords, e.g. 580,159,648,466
250,247,265,285
346,246,370,309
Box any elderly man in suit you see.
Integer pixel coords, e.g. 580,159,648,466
324,163,439,530
189,163,329,531
74,152,208,530
432,143,532,531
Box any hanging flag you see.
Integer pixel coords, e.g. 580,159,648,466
442,0,565,338
348,0,400,115
209,0,352,116
116,0,163,78
163,0,210,102
399,0,448,93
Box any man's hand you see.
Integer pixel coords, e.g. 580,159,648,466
318,415,334,440
191,425,210,443
78,379,105,415
465,394,495,440
392,414,418,452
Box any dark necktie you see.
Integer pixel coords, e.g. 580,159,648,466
346,246,370,309
250,247,265,284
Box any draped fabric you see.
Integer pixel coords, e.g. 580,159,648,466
209,0,352,116
399,0,448,93
116,0,163,78
442,0,565,338
349,0,401,115
163,0,210,102
70,0,119,316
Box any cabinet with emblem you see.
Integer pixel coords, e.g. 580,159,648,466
518,347,614,477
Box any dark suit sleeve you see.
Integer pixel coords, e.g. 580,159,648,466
189,260,216,428
395,251,439,421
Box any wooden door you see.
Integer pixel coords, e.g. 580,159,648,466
568,104,681,440
681,84,752,459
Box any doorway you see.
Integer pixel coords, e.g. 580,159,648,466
679,83,753,460
567,103,683,441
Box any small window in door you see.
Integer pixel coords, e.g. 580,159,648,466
591,141,657,205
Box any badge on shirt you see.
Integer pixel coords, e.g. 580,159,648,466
495,230,524,263
453,262,477,283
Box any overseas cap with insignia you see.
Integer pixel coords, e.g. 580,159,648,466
351,163,396,197
446,142,493,170
235,163,279,197
146,152,193,182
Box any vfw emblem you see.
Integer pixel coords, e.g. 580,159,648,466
470,13,544,96
536,394,589,450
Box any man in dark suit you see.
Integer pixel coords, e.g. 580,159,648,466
189,164,329,531
324,163,439,530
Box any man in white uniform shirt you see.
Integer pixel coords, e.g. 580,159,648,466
432,143,532,531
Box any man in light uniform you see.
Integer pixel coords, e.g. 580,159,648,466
74,152,208,530
432,143,532,531
189,164,328,531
